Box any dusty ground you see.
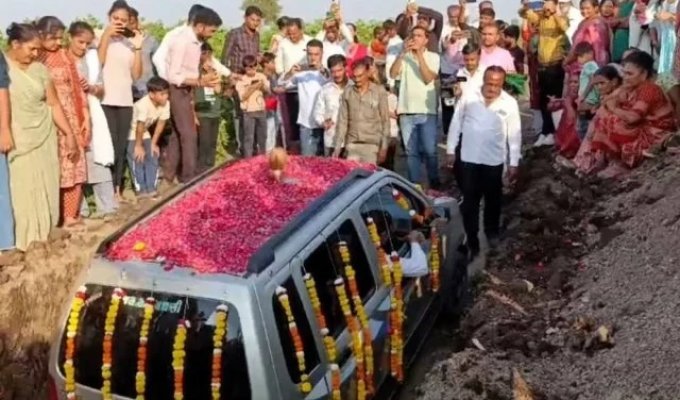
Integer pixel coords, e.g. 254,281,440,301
403,144,680,400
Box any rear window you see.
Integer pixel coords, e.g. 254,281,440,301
58,285,251,400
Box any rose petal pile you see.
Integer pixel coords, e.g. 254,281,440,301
106,156,374,275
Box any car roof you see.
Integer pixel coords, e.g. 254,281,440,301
99,156,381,279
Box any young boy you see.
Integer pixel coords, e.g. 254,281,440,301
575,42,600,139
195,42,223,173
503,24,525,75
261,52,282,152
235,54,271,157
128,77,170,199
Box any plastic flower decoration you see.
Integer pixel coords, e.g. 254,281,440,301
64,286,88,400
276,287,312,394
211,304,228,400
135,297,155,400
102,288,125,399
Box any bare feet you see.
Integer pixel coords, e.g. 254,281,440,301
63,218,86,232
596,161,629,179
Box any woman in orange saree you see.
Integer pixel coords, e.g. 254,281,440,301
37,16,90,229
579,51,676,178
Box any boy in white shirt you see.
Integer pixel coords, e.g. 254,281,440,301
128,77,171,199
314,54,349,156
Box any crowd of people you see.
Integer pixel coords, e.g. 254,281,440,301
0,0,678,261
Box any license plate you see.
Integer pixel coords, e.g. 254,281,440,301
444,98,456,107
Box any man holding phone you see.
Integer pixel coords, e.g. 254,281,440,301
390,26,441,188
396,3,444,53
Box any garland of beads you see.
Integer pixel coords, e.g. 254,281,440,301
338,242,375,396
102,288,125,399
173,319,189,400
211,304,228,400
64,286,88,400
334,278,366,400
365,217,392,287
389,252,405,382
303,274,341,399
135,297,155,400
392,189,410,211
276,287,312,394
429,229,441,292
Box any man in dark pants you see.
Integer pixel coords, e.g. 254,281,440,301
446,66,522,260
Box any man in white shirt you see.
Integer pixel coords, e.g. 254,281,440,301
390,26,441,188
446,66,522,259
314,13,353,67
153,5,231,79
384,19,404,90
280,39,328,156
314,54,349,156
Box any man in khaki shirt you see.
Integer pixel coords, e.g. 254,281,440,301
333,58,390,164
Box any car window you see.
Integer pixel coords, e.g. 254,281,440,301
361,185,426,254
302,219,377,337
58,285,251,400
272,278,320,382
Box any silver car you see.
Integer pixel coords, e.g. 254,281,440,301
48,165,468,400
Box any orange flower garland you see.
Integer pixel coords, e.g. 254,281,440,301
276,287,312,394
365,217,392,287
429,229,441,292
303,274,338,363
392,189,410,211
330,363,342,400
211,304,228,400
173,319,189,400
334,277,365,400
64,286,88,400
102,288,125,400
135,297,155,400
389,252,405,382
338,242,374,397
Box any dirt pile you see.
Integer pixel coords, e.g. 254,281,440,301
414,148,680,400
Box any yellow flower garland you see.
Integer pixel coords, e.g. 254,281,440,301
392,189,410,211
212,304,228,400
102,288,125,399
365,217,392,287
430,229,441,292
135,297,155,400
334,278,366,400
173,319,189,400
330,363,342,400
338,242,375,396
64,286,88,400
389,252,405,382
276,287,312,394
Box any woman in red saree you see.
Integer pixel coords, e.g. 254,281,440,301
563,0,612,85
578,51,676,178
37,16,90,228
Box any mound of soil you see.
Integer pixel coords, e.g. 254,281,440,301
414,147,680,400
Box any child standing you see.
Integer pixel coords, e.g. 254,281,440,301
195,43,223,173
235,55,270,157
383,84,400,171
128,77,170,199
574,42,600,139
261,52,282,153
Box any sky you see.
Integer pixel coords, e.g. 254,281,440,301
1,0,521,31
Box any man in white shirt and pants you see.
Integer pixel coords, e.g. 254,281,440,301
446,66,522,260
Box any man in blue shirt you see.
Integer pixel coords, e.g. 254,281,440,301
0,51,15,251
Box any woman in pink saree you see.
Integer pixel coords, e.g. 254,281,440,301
575,51,676,178
563,0,612,78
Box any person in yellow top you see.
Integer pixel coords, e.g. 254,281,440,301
519,0,569,147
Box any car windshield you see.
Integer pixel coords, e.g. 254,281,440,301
58,284,251,399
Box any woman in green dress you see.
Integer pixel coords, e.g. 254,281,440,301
612,0,635,62
4,22,78,251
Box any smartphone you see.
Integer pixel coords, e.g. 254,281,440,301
456,76,468,83
121,27,135,38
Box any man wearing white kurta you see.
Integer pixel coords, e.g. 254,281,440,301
446,66,522,260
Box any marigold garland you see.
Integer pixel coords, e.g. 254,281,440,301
389,252,405,382
211,304,229,400
135,297,155,400
392,189,410,211
334,277,365,400
276,287,312,394
102,288,125,399
64,286,88,400
365,217,392,287
303,274,338,363
430,229,441,292
330,363,342,400
338,242,374,396
173,319,189,400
